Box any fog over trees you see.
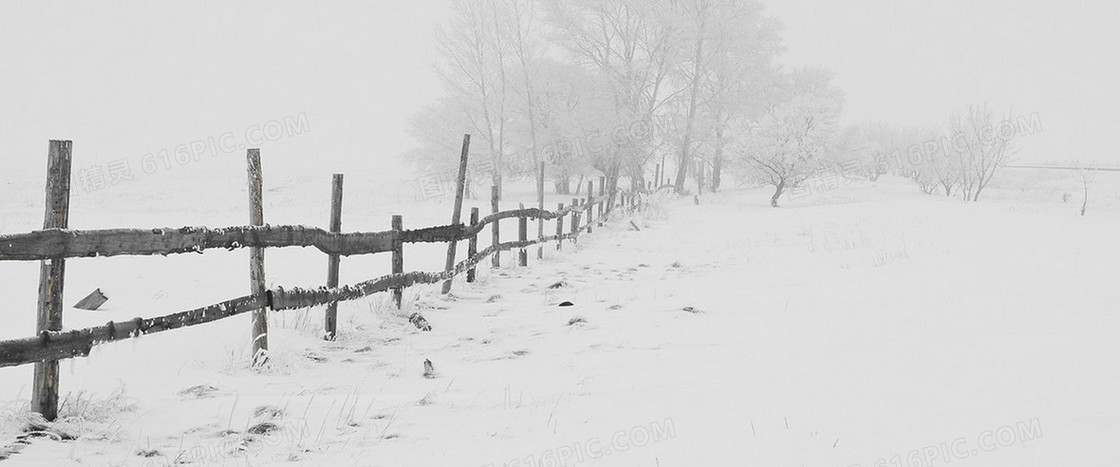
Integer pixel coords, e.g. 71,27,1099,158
406,0,1021,206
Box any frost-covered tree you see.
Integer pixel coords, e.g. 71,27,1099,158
544,0,681,194
947,103,1018,202
730,68,843,207
670,0,781,194
435,0,512,198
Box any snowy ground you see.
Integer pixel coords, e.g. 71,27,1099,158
2,172,1120,466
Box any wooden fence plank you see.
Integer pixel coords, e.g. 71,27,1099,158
442,134,470,294
555,203,564,251
392,215,403,308
0,226,396,261
467,208,479,283
586,181,594,234
518,204,528,267
324,174,343,340
1,295,267,368
247,148,268,366
0,206,587,262
32,139,72,421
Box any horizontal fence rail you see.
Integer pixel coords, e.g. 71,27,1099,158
0,207,594,262
0,194,627,369
0,136,647,425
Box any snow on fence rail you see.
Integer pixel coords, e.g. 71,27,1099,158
0,138,645,422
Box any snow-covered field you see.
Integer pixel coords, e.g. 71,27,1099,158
2,171,1120,466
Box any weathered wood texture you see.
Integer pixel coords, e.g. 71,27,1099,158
555,203,564,251
570,198,579,244
442,134,470,294
0,178,631,370
0,226,396,261
33,139,72,421
586,182,594,234
247,149,269,366
467,208,479,283
518,204,528,267
324,174,343,340
0,206,596,262
598,177,605,219
73,289,108,311
270,238,550,311
392,215,404,308
0,209,613,369
1,295,268,368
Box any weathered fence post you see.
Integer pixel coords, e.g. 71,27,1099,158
655,164,661,188
246,148,268,366
392,215,404,308
571,198,580,243
556,203,564,250
324,174,343,340
467,207,479,283
598,177,605,220
442,134,470,294
586,181,594,234
537,161,545,260
518,203,528,267
31,140,72,421
491,185,500,268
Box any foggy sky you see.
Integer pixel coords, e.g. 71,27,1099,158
1,0,1116,182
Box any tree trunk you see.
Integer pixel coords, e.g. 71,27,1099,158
712,126,723,192
770,179,785,207
1081,182,1088,216
554,175,571,195
696,161,704,195
674,14,707,194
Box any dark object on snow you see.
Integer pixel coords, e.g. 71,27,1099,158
629,221,641,231
682,306,700,314
409,313,432,331
547,280,567,289
73,289,108,310
247,422,281,435
694,195,699,205
558,301,574,307
568,317,586,326
423,359,436,379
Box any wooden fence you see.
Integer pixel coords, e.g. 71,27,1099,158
0,138,646,421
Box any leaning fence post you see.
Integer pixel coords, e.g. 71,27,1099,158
556,203,564,250
586,181,594,234
442,134,471,294
246,148,268,366
324,174,344,340
31,139,72,421
518,203,528,267
467,207,479,283
392,215,404,308
491,185,500,268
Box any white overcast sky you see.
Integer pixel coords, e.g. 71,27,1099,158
1,0,1117,181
